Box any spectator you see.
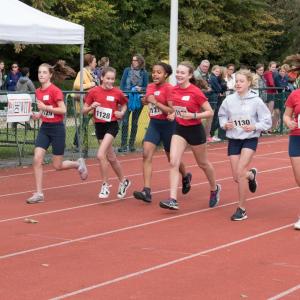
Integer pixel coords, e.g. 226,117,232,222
273,64,290,132
225,63,236,92
206,65,227,142
194,59,211,93
94,57,109,81
5,62,21,91
73,53,98,157
118,54,148,153
0,60,5,90
253,63,267,102
16,67,36,92
263,61,277,132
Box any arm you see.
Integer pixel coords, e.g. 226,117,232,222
283,106,297,130
218,98,233,130
253,99,272,131
120,68,129,91
146,95,173,114
114,103,127,119
37,100,66,115
181,101,213,120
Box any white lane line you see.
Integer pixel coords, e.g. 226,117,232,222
0,165,292,223
49,223,293,300
0,150,288,199
0,138,288,180
0,185,298,260
267,284,300,300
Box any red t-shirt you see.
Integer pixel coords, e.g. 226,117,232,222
145,82,173,120
85,86,128,123
171,84,207,126
35,84,64,123
285,89,300,136
263,71,276,94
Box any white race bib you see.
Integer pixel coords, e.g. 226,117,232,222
173,106,188,118
95,106,112,122
298,115,300,128
232,115,251,128
42,105,54,118
148,103,162,116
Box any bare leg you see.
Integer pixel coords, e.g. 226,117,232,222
143,141,156,188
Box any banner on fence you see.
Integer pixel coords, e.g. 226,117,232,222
6,94,32,123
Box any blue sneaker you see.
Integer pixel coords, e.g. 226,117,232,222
159,199,179,210
209,184,221,208
231,207,248,221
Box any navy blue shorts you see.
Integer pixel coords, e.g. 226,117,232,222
144,119,175,152
228,138,258,156
174,123,206,146
95,121,119,140
35,122,65,155
289,135,300,157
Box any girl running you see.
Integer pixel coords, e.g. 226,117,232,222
159,61,221,210
133,62,192,203
27,62,88,204
218,70,272,221
283,88,300,230
83,67,131,199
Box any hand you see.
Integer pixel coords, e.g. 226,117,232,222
141,97,147,106
181,112,194,120
91,82,96,87
135,86,142,92
167,112,175,121
90,102,100,109
224,121,234,130
115,111,125,119
287,120,297,130
37,100,46,111
242,124,256,132
31,112,41,120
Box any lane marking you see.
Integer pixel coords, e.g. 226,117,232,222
0,165,292,223
50,223,293,299
0,185,298,260
267,284,300,300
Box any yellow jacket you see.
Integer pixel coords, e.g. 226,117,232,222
73,68,95,91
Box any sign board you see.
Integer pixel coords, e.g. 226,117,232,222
6,94,32,123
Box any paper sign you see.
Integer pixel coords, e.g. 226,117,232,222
6,94,32,123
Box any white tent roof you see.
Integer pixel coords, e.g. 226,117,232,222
0,0,84,45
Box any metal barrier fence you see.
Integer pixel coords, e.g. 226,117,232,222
0,88,292,165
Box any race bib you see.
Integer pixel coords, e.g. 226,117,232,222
173,106,188,118
42,105,54,118
298,115,300,128
95,106,112,122
232,115,251,127
149,103,162,116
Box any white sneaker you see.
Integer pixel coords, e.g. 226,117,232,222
26,192,44,204
212,136,221,142
117,179,131,199
99,182,110,199
294,218,300,230
77,158,88,180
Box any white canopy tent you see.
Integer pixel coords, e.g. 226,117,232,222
0,0,85,90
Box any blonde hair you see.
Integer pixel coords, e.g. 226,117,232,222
235,69,254,87
279,63,290,72
211,65,221,73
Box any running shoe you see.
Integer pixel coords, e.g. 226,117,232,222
294,218,300,230
117,179,131,199
159,199,179,210
231,207,248,221
77,158,88,180
211,136,222,142
99,182,110,199
26,192,44,204
248,168,257,193
133,189,152,203
209,184,221,208
182,172,192,194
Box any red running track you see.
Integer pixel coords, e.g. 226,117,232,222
0,135,299,300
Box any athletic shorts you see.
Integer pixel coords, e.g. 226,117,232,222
289,135,300,157
35,122,65,155
227,138,258,156
174,123,206,146
95,121,119,140
144,119,175,152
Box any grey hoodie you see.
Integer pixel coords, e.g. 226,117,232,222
218,90,271,140
16,76,35,92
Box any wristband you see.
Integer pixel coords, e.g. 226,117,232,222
193,112,197,119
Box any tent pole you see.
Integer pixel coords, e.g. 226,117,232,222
78,43,84,156
169,0,178,85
